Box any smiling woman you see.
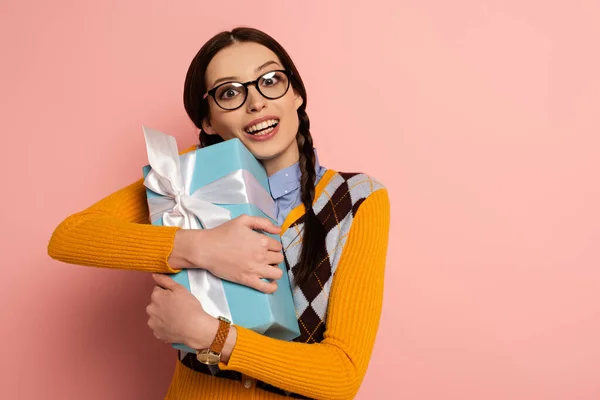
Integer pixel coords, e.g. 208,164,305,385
48,26,390,400
190,39,305,178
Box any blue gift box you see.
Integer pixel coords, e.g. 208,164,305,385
141,126,300,354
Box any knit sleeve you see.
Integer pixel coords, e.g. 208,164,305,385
46,145,199,273
219,188,391,400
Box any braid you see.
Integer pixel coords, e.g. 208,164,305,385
199,130,223,148
297,113,317,211
294,110,327,288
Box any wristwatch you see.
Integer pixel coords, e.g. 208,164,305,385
196,316,231,365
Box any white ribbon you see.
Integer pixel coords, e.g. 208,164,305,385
142,126,276,325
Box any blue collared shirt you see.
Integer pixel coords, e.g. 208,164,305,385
268,149,327,225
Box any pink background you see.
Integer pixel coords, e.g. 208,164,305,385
2,0,599,399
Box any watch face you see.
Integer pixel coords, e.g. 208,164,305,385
196,350,220,365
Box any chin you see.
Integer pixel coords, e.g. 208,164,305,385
244,134,295,155
246,144,284,161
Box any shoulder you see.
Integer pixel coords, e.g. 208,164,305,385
312,170,389,272
314,170,388,223
318,170,386,206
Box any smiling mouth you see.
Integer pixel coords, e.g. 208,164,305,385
245,119,280,136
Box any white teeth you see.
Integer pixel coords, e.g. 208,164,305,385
253,126,275,136
246,119,278,133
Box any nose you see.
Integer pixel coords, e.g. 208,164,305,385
246,85,267,113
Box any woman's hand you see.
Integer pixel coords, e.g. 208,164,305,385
168,215,285,294
146,273,218,350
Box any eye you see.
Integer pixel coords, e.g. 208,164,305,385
216,83,243,100
260,71,282,87
221,88,240,99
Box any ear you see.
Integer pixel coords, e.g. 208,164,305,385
293,89,304,110
201,117,218,135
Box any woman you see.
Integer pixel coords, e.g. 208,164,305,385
48,27,390,400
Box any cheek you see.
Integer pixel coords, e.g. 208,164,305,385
212,112,244,139
282,98,300,127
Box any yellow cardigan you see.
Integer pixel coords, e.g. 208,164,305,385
48,164,390,400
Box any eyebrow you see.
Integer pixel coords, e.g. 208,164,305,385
210,60,282,88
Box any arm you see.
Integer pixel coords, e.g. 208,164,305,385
47,145,205,273
218,189,391,400
47,143,284,286
47,176,183,273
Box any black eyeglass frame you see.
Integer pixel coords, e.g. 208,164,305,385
202,69,293,111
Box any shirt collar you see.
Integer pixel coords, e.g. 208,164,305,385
268,148,322,200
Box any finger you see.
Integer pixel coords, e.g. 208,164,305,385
242,215,281,235
151,286,163,301
259,264,284,281
265,250,285,266
258,235,283,252
152,285,163,295
152,273,179,291
251,278,278,294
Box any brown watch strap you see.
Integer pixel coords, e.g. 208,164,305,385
209,317,230,354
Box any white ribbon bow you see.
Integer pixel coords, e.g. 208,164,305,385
143,126,276,229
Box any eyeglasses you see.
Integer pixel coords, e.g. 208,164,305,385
203,69,293,111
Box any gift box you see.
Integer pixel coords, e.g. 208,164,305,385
141,126,300,354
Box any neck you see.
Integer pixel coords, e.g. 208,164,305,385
262,141,300,177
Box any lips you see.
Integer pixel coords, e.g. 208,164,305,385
244,115,280,134
246,119,279,134
243,123,280,142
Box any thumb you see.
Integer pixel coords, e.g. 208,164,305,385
242,215,281,235
152,273,180,291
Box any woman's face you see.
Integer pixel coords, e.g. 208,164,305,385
202,42,304,175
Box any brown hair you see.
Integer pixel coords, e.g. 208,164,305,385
183,27,325,287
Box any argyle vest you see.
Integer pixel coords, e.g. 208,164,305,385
179,171,385,398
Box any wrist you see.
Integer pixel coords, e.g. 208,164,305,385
190,228,216,271
188,316,237,365
169,229,213,270
167,229,193,269
220,325,238,364
186,315,220,350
